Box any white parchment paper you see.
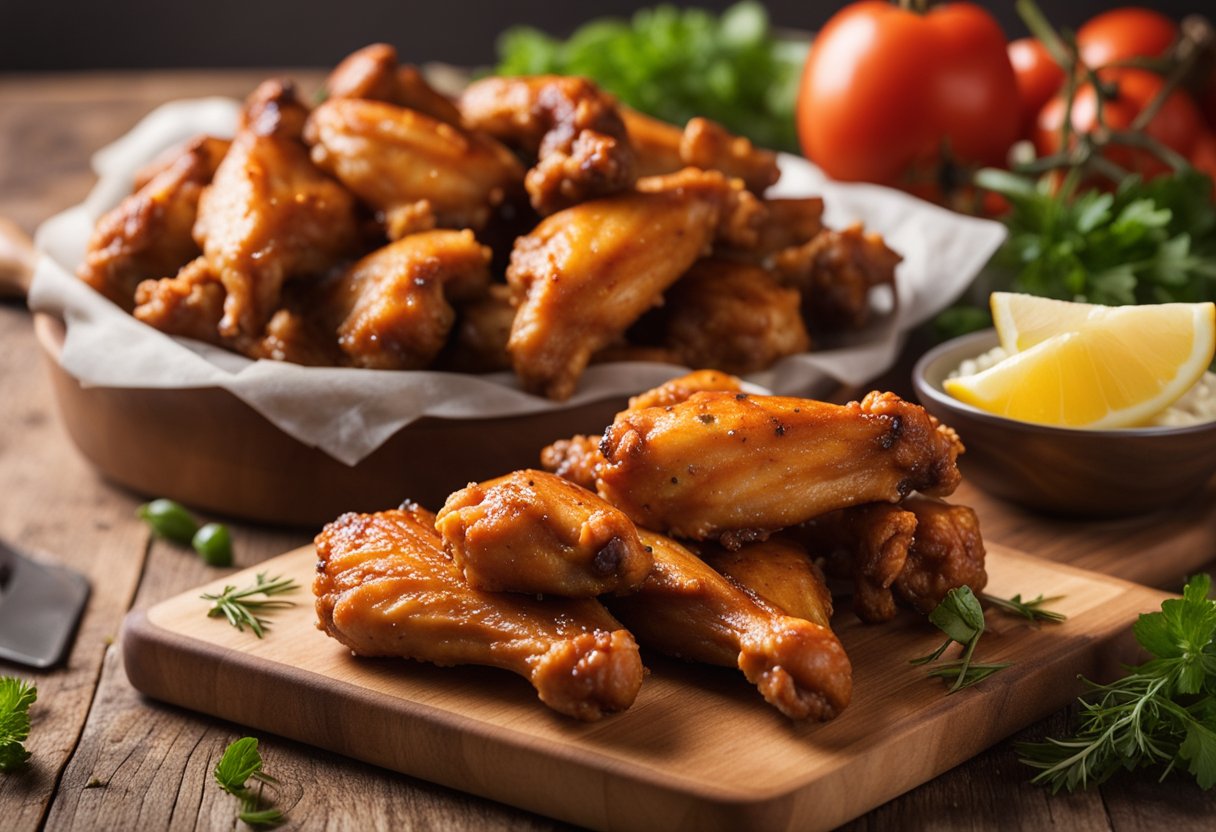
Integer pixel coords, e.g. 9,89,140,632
29,98,1006,466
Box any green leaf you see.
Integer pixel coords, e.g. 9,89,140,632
928,586,986,645
0,677,37,773
215,737,263,795
1179,719,1216,790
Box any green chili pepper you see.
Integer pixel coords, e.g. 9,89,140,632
136,498,199,545
192,523,233,567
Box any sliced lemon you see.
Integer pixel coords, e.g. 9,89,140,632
990,292,1104,353
946,301,1216,428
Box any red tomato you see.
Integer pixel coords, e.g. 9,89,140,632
1035,68,1204,178
1008,38,1064,138
1076,7,1178,69
797,2,1020,188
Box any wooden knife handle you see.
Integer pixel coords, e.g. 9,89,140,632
0,217,36,300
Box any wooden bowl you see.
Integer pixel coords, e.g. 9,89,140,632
33,314,625,527
913,329,1216,518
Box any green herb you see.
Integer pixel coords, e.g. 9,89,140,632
214,737,285,827
202,572,299,638
193,523,234,567
137,498,200,545
983,592,1068,625
0,676,37,772
496,2,806,153
912,586,1011,693
1019,573,1216,792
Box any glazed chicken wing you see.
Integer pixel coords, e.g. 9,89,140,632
195,80,359,337
507,169,763,400
606,530,851,720
597,390,964,548
622,108,780,194
323,43,464,125
459,75,636,214
439,283,517,373
626,369,744,410
436,470,652,596
133,256,229,346
305,97,523,239
314,506,644,721
895,495,988,614
700,535,835,629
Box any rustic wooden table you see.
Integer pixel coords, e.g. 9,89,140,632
1,70,1215,831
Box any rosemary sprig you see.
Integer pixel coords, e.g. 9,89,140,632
201,572,299,638
983,592,1068,625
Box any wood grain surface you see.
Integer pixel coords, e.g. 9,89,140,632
1,69,1215,831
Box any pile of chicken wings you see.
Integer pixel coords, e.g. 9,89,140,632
78,44,901,400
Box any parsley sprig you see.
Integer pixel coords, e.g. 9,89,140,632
202,572,299,638
0,676,37,772
214,737,286,827
1019,574,1216,791
912,587,1012,694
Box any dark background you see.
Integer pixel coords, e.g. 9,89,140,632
0,1,1210,71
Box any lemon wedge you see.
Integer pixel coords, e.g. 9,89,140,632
945,300,1216,428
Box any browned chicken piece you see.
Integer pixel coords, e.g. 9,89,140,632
305,97,523,239
79,135,228,310
750,198,826,258
895,495,988,614
622,108,780,194
314,506,644,721
507,169,763,400
324,43,464,126
131,135,231,193
598,390,964,548
458,75,636,215
436,469,652,597
132,257,229,346
607,530,851,721
251,305,345,366
798,502,917,624
773,223,902,331
627,369,743,410
440,283,516,373
327,230,490,370
195,80,359,338
659,258,810,375
700,535,835,629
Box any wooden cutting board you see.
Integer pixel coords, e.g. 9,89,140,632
122,543,1168,832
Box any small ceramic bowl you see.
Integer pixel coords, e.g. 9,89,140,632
913,329,1216,517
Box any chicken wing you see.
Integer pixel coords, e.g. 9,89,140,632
507,169,763,400
324,43,464,126
195,80,359,337
132,257,229,346
436,470,652,596
459,75,635,214
314,505,644,721
606,530,851,720
622,108,780,194
79,135,228,310
895,495,988,614
439,283,516,373
597,390,964,548
305,97,523,239
700,535,835,629
326,229,490,369
131,135,231,193
627,369,744,410
659,258,810,374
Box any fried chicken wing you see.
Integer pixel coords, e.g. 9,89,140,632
459,75,636,214
131,135,231,193
79,135,228,310
438,283,516,373
700,535,835,629
436,470,652,597
659,258,810,375
305,97,523,239
195,80,359,337
626,369,744,410
314,506,644,721
132,257,229,346
507,169,763,400
895,495,988,614
622,108,780,194
597,390,964,547
327,229,490,369
746,197,827,259
324,43,463,126
606,530,851,720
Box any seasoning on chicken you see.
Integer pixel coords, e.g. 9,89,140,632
622,108,779,194
894,495,988,614
324,42,464,126
436,470,652,597
314,505,644,721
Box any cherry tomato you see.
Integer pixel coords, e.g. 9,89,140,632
1076,7,1178,69
1008,38,1064,139
797,2,1020,188
1035,68,1204,178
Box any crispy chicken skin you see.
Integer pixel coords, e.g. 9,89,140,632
314,506,644,721
597,390,964,547
606,530,851,720
459,75,636,215
895,495,988,614
621,108,780,194
507,169,763,400
324,43,464,126
327,230,490,370
660,258,810,375
133,257,228,346
195,80,359,337
305,97,523,239
131,135,231,193
700,535,835,629
627,369,744,410
436,470,652,597
79,135,228,310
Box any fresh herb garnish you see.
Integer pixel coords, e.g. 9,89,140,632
983,592,1068,625
214,737,286,827
912,586,1011,694
496,1,806,153
1019,573,1216,792
0,676,37,772
202,572,299,638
